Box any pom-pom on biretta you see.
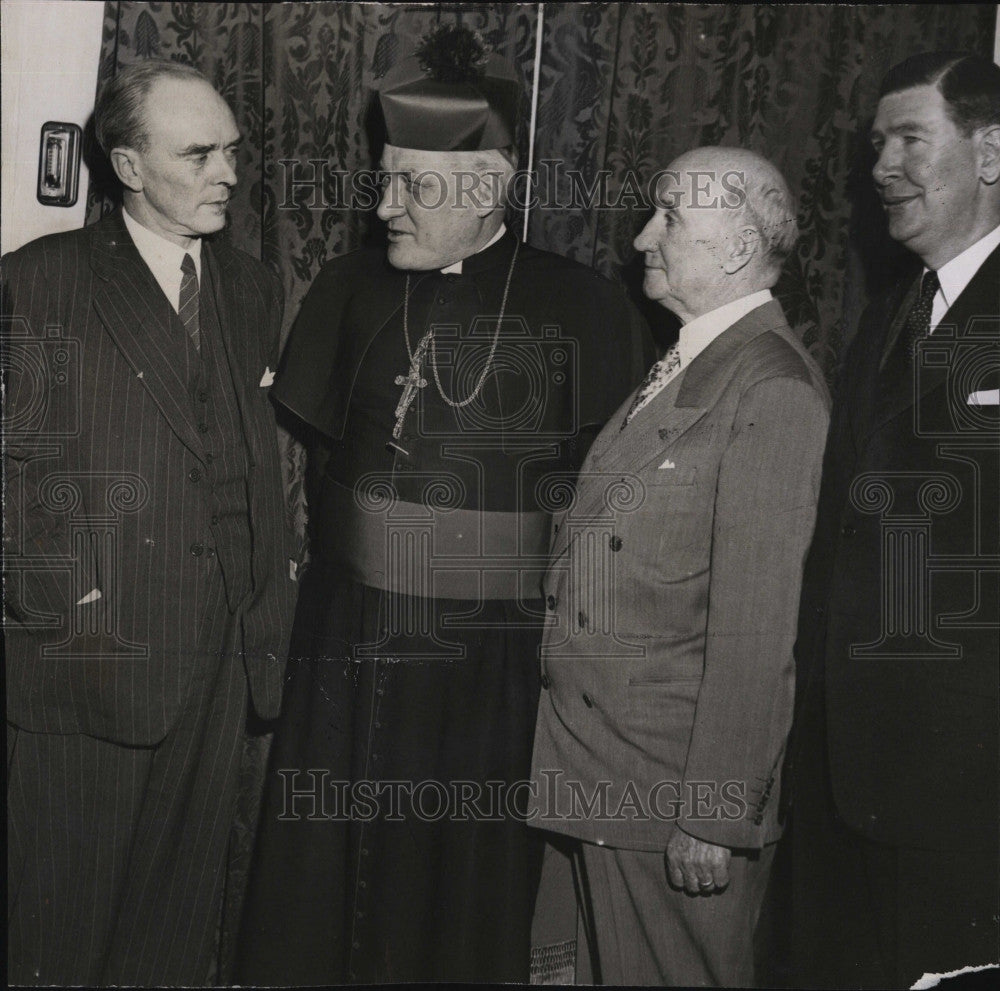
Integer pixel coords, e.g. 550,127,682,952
376,23,522,152
415,23,489,83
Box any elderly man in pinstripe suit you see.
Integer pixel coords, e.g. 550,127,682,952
2,60,295,986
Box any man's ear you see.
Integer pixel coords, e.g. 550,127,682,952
975,124,1000,185
722,227,758,275
474,170,506,217
109,147,143,194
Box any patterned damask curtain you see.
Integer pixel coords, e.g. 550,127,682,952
89,1,995,368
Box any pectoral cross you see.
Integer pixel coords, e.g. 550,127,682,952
392,330,432,440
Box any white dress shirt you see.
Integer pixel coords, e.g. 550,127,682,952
929,222,1000,332
122,208,202,314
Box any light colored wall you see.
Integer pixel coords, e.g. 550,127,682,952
1,0,106,255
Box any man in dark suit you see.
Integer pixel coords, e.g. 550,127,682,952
3,60,295,985
529,147,830,986
785,51,1000,989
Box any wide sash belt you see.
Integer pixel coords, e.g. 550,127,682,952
314,476,550,600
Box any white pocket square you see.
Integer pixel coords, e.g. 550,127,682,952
260,366,275,388
658,459,676,469
967,390,999,406
76,588,102,606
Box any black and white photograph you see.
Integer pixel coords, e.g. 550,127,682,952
2,2,998,987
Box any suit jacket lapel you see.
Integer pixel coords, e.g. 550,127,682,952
564,300,790,543
868,243,1000,437
202,242,250,430
90,211,206,460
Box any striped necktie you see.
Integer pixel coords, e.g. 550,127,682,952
621,343,682,429
179,252,200,352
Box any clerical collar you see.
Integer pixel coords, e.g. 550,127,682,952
440,223,507,275
679,289,773,367
122,208,202,314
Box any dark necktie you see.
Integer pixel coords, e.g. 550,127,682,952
179,253,200,352
902,269,940,358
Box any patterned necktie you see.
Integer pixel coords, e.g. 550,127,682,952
902,269,940,358
179,253,200,353
621,342,682,429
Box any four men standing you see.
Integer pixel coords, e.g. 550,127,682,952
3,27,997,991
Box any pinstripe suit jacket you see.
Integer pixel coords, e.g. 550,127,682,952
530,300,830,852
2,210,296,745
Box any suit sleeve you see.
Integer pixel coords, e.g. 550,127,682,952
678,375,830,848
2,247,76,628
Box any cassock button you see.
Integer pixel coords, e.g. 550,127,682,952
540,674,551,690
609,535,623,551
546,595,557,610
841,525,856,537
582,692,594,708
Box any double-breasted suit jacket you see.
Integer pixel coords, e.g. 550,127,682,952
531,299,830,851
785,244,999,852
3,209,296,746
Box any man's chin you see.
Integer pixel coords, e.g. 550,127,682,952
386,244,435,271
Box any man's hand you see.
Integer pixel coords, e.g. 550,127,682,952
665,829,731,895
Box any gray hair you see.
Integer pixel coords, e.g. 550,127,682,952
95,59,211,155
729,162,798,276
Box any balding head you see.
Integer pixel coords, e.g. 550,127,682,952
634,146,798,321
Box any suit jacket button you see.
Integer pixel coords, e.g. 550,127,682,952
190,543,204,556
609,535,622,551
540,674,551,690
546,594,557,610
582,692,593,708
189,467,202,482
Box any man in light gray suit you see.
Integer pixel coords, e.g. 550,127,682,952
529,147,829,986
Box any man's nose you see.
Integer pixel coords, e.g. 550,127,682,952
216,153,238,188
634,219,655,252
872,141,899,186
376,180,404,221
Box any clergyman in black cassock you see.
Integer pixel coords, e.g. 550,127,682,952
237,25,651,985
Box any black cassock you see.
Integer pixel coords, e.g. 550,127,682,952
238,231,651,984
